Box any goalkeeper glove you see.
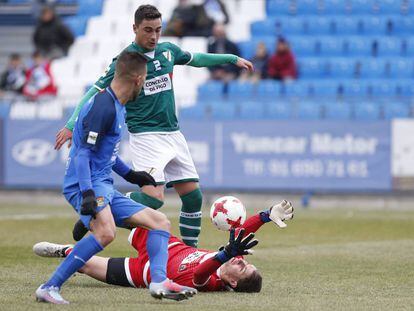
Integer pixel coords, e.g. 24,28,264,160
260,200,294,228
124,170,157,187
80,189,98,218
215,228,258,263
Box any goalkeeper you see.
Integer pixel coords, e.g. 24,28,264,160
34,201,293,293
54,4,253,247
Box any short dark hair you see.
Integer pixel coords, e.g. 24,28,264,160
234,270,262,293
115,51,147,80
134,4,162,25
10,53,21,61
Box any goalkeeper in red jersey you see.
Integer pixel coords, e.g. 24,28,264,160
34,201,293,293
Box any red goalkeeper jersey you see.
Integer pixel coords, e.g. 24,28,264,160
125,214,265,291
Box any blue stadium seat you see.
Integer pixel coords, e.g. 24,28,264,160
361,16,388,35
342,80,369,97
179,106,205,119
325,103,352,120
238,41,256,60
328,58,355,78
267,0,293,16
239,102,265,119
376,38,402,56
298,58,327,79
284,82,309,97
383,102,410,119
295,0,321,14
251,20,276,37
377,0,403,14
63,16,88,37
227,81,255,100
288,36,316,56
296,102,322,120
210,104,236,120
309,81,340,97
354,102,380,120
333,16,361,35
391,17,414,35
257,80,282,99
396,80,414,97
388,59,414,79
77,0,104,16
349,0,375,14
275,17,305,35
345,37,373,56
197,81,223,101
316,37,345,56
0,100,11,118
358,59,387,79
266,102,292,119
305,17,332,35
369,80,397,97
322,0,347,14
403,38,414,56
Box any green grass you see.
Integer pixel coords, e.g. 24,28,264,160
1,203,414,310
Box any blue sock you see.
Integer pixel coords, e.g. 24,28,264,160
146,229,170,283
44,234,103,288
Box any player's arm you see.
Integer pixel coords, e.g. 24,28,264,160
74,97,116,217
193,229,258,288
112,157,156,187
240,200,295,235
55,60,117,150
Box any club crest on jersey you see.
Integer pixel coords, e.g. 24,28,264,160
96,196,105,207
87,131,98,145
163,50,172,62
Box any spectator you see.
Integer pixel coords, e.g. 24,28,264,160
240,42,269,82
0,53,26,96
23,51,57,100
33,6,74,59
268,37,297,81
164,0,212,37
207,23,241,81
203,0,229,25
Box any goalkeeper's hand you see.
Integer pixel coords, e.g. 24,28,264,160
268,200,294,228
124,170,157,187
81,189,98,218
215,228,258,263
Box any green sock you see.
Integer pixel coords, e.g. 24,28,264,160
128,191,164,210
179,188,203,247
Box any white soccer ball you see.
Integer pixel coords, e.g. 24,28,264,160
210,196,247,231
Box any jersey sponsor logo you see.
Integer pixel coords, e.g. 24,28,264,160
87,131,98,145
12,139,56,167
179,251,208,272
143,73,172,96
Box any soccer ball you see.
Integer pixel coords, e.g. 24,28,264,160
210,196,246,231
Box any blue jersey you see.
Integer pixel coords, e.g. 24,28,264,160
63,87,126,193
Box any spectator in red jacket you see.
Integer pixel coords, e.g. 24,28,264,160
23,51,57,100
267,37,297,81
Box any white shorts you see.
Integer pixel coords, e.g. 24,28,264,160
129,131,199,187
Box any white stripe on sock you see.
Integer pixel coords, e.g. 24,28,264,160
179,224,201,230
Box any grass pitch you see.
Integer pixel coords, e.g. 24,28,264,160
1,203,414,310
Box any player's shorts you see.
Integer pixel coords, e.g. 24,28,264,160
129,131,199,187
63,181,146,230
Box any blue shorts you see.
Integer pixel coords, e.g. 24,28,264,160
63,181,146,230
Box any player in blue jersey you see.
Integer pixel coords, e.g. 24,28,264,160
35,51,197,304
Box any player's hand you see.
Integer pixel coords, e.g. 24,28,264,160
124,170,157,187
269,200,294,228
215,228,258,263
235,57,254,72
81,189,98,218
55,127,73,150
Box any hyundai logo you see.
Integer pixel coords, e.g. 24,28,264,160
12,139,56,167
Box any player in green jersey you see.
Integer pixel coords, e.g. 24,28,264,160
55,4,253,247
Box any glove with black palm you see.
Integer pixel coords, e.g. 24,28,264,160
214,228,259,263
80,189,98,218
124,170,157,187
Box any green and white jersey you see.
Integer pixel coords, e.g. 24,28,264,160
94,42,192,134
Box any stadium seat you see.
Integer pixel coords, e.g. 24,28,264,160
63,16,88,37
361,16,388,35
369,80,397,97
358,59,387,79
309,81,340,97
344,37,373,56
322,0,347,14
341,80,369,97
305,17,332,35
316,37,345,56
77,0,104,16
179,106,206,119
375,38,402,56
332,16,361,35
388,59,414,79
256,80,282,99
181,37,208,54
354,102,380,120
274,17,305,35
267,0,293,16
283,82,309,97
288,36,316,56
377,0,403,14
0,100,11,118
349,0,375,14
295,0,321,14
328,58,355,78
325,103,352,120
227,81,255,100
403,38,414,57
383,102,410,119
197,81,224,101
210,104,236,120
251,20,276,36
396,80,414,97
298,58,327,79
391,16,414,35
295,102,322,120
239,102,265,119
68,38,98,58
238,41,256,60
266,102,291,119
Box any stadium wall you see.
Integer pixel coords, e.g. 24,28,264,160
2,118,413,192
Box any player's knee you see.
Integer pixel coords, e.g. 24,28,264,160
157,213,171,232
95,227,116,246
